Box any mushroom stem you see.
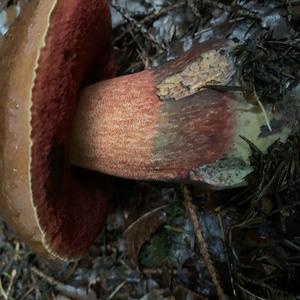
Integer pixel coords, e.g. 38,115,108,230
70,40,293,187
70,71,234,181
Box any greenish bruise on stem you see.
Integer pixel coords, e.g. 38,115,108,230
154,40,295,187
189,96,293,188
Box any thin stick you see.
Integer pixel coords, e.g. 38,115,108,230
0,271,17,300
31,267,97,300
17,287,34,300
6,269,16,299
181,185,228,300
0,279,8,300
253,89,272,132
108,280,127,299
235,282,267,300
141,1,185,24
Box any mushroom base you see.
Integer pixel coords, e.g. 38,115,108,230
71,39,295,188
71,71,236,182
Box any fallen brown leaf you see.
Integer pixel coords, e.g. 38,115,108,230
124,206,167,264
173,285,208,300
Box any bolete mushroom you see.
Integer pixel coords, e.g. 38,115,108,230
0,0,115,260
0,0,294,260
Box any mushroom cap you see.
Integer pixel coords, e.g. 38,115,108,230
0,0,114,259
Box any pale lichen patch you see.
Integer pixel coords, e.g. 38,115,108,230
189,157,252,188
157,48,234,101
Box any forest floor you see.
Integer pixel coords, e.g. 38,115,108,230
0,0,300,299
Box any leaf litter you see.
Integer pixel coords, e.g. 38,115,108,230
0,0,300,299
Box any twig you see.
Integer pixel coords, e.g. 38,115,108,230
63,261,79,282
30,272,41,299
0,270,17,300
235,281,267,300
181,185,228,300
6,269,16,299
253,89,272,132
108,280,127,299
141,1,185,24
31,267,97,300
217,212,237,297
0,279,9,300
187,0,202,17
127,26,149,68
17,287,34,300
111,1,167,51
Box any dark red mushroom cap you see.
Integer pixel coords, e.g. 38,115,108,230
0,0,114,259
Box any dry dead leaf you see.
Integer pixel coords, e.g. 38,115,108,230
55,295,72,300
173,285,208,300
31,267,97,300
124,206,167,264
139,288,174,300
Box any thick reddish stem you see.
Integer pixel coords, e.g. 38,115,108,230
70,40,237,182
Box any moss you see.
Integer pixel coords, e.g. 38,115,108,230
139,231,172,268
